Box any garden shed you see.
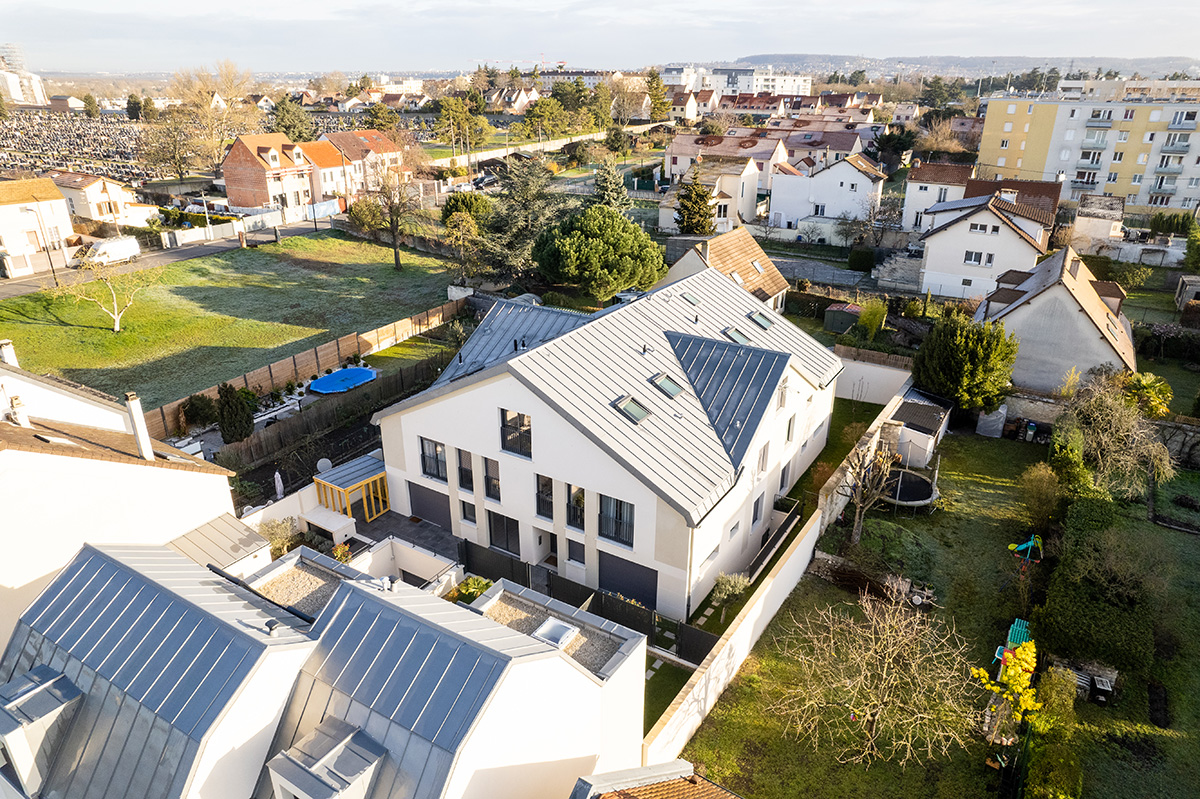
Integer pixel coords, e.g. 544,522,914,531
823,302,862,334
890,387,953,468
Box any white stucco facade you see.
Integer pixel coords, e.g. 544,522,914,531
902,178,965,231
919,204,1048,298
769,159,884,230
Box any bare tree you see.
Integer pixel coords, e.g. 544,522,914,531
611,84,645,126
916,119,966,154
51,262,164,333
833,211,861,247
798,220,824,245
836,441,900,545
169,61,262,172
366,163,428,271
771,594,982,767
861,195,904,247
140,106,200,189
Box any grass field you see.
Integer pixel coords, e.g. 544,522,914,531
0,232,453,407
645,657,694,734
684,432,1200,799
1124,288,1180,324
363,336,459,376
784,313,838,347
1139,355,1200,416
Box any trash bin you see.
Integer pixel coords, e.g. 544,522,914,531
1025,421,1037,442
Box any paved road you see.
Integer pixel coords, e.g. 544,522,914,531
0,219,330,301
771,255,865,287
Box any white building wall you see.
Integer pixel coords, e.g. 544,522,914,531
188,644,315,799
769,165,881,229
0,197,72,266
0,372,131,432
449,655,639,799
920,212,1042,298
902,181,966,231
0,450,234,642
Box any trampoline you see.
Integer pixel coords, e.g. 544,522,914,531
879,468,938,507
308,367,378,394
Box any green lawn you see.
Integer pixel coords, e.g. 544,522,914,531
645,657,694,734
785,313,838,347
685,432,1200,798
1156,467,1200,528
0,231,454,407
363,336,459,376
1124,288,1180,324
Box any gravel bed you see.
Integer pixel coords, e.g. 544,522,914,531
256,561,342,617
485,595,621,674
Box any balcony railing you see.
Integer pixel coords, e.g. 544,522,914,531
1168,120,1198,131
1155,164,1184,175
1161,143,1191,154
1148,184,1178,195
598,514,634,547
1086,119,1113,128
458,466,473,492
1079,140,1107,151
536,491,553,518
1076,159,1104,170
1070,179,1100,189
566,502,585,530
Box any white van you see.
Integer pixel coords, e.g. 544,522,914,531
70,236,141,268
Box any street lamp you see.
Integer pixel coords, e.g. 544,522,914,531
20,199,61,287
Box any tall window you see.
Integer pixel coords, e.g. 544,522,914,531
758,443,770,473
598,494,634,546
777,377,788,409
457,449,473,491
488,511,520,556
779,463,790,492
786,414,796,443
536,474,554,518
753,494,764,524
420,437,447,481
500,409,532,457
566,484,585,530
484,458,501,500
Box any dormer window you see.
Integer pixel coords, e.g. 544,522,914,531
268,151,279,165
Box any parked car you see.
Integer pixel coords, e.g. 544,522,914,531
69,236,141,268
473,174,499,189
451,182,476,193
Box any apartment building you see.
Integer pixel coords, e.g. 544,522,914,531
370,270,842,619
661,66,812,98
978,97,1200,213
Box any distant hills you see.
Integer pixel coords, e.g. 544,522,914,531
684,54,1200,80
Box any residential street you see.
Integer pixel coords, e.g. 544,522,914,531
0,218,329,301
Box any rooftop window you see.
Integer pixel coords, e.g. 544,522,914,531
751,259,764,273
681,291,701,306
616,396,651,424
749,311,774,330
651,373,684,398
723,327,751,345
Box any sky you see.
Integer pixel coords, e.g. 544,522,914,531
6,0,1200,74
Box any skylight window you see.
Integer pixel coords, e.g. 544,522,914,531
751,259,764,274
749,311,774,330
652,374,684,398
616,396,651,424
730,273,744,285
682,292,701,306
724,327,751,345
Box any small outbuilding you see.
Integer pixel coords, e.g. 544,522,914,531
823,302,862,334
1176,274,1200,311
890,387,952,468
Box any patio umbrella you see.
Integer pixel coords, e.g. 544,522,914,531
274,470,285,500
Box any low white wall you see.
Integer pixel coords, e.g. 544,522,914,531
241,484,321,526
350,537,462,592
642,510,823,765
835,360,911,404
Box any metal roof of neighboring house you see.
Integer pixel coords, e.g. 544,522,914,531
314,454,385,490
0,360,125,410
267,716,388,799
435,300,591,386
168,513,268,570
0,545,312,799
667,332,789,465
0,177,64,206
906,163,974,186
975,246,1137,371
891,387,952,435
377,269,841,526
261,580,555,799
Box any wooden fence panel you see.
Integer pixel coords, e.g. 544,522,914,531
315,340,341,372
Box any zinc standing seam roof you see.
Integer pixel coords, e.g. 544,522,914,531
260,580,555,799
0,544,310,799
167,513,268,569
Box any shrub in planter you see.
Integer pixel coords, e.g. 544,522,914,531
236,386,259,413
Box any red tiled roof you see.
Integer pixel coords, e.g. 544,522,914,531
964,178,1061,217
907,163,974,186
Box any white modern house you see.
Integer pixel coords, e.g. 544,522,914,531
655,227,790,311
0,178,72,279
0,340,239,643
663,135,787,191
902,162,975,230
974,247,1137,392
768,153,887,231
918,193,1052,298
45,169,158,227
0,542,646,799
370,269,842,618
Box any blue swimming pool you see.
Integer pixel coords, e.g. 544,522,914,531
308,367,378,394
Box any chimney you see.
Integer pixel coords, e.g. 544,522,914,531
124,392,155,461
9,395,31,428
0,339,17,368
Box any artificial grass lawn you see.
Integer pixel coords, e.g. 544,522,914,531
683,432,1200,798
363,336,459,377
645,657,694,734
0,231,453,407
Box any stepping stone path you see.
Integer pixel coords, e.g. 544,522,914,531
645,658,664,681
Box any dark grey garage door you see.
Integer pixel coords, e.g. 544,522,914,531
407,482,451,530
598,551,658,610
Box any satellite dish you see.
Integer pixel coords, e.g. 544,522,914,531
317,458,333,473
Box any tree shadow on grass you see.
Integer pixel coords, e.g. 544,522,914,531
0,293,110,330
